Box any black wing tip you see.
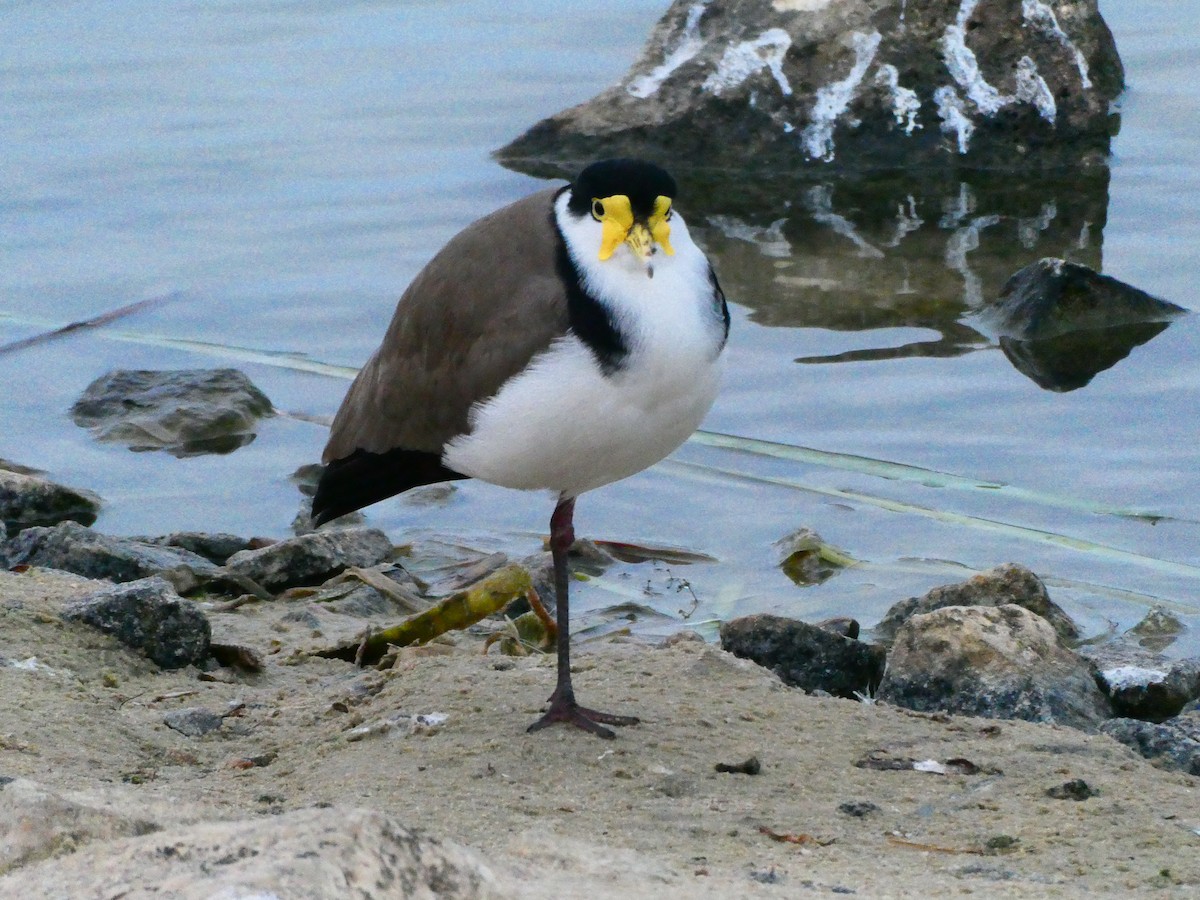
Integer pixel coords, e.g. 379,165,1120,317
311,447,467,526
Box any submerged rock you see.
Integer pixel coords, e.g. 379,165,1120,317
62,576,211,669
874,563,1077,645
224,527,394,592
775,527,848,586
720,613,885,698
5,521,219,584
1127,606,1186,652
500,0,1123,173
983,258,1186,341
71,368,273,457
877,604,1111,729
0,463,102,534
977,258,1187,391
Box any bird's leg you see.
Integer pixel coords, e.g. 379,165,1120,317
527,495,639,739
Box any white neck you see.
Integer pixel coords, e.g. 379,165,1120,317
554,191,714,344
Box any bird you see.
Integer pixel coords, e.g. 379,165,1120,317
311,158,729,738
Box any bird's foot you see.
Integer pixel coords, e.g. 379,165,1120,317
527,689,639,740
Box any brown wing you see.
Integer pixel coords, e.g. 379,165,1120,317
322,187,570,463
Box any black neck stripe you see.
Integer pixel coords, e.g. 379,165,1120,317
552,209,629,376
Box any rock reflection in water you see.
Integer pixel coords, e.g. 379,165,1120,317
682,168,1110,359
998,321,1172,392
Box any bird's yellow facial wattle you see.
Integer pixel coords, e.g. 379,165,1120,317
592,194,675,264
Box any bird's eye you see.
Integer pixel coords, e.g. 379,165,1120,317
591,200,605,221
665,207,673,221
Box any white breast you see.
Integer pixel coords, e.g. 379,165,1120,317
442,195,725,498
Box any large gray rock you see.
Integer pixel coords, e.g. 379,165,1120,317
500,0,1123,173
877,604,1111,729
225,527,395,592
874,562,1077,644
61,576,211,669
0,806,511,899
71,368,273,457
0,464,101,534
720,613,885,698
4,521,218,583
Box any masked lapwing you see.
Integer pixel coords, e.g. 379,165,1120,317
312,159,729,738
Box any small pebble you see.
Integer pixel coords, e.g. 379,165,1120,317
838,800,880,817
715,755,761,775
1046,778,1096,801
659,630,705,648
163,707,224,738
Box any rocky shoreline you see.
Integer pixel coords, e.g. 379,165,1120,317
2,460,1199,897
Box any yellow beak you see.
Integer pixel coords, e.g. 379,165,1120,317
624,222,655,262
594,193,675,264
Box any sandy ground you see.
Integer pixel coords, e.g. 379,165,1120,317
1,566,1198,898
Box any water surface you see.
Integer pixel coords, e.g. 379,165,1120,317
2,1,1197,650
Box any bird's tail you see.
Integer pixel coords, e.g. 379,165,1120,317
311,447,467,526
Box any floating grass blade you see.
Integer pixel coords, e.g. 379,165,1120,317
0,294,177,356
593,539,718,565
690,429,1175,524
102,330,362,379
662,458,1200,582
1038,575,1194,614
0,310,359,379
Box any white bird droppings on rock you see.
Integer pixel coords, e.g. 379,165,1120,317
874,63,923,134
934,84,976,153
942,0,1008,115
944,1,1064,129
626,1,710,98
1102,665,1168,690
1022,0,1092,88
801,31,882,161
702,28,793,98
1015,55,1057,122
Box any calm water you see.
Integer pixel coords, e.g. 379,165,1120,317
2,2,1197,651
